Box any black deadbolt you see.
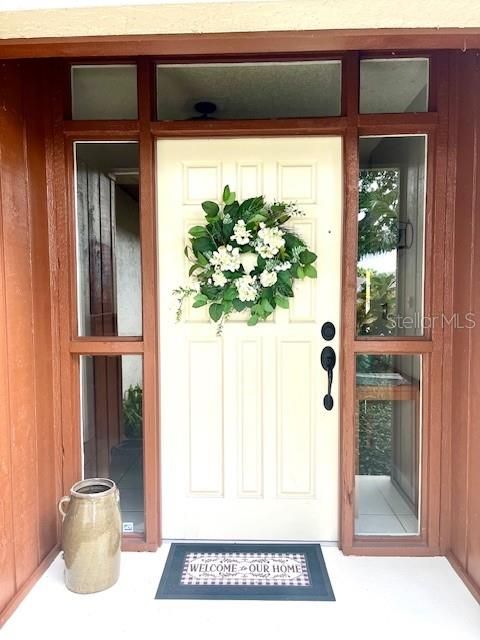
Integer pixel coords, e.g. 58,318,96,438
321,321,336,341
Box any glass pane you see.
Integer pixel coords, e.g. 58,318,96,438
355,354,421,536
81,355,144,534
71,65,138,120
357,136,426,337
75,142,142,337
156,61,341,120
360,58,429,113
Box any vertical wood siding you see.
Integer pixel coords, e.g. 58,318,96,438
0,61,61,624
449,51,480,597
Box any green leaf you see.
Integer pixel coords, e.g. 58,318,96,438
247,213,267,225
284,233,303,249
222,300,233,314
192,236,215,255
278,283,294,297
192,294,208,308
209,303,223,323
201,283,220,298
297,266,305,279
247,315,259,326
261,298,274,314
277,270,292,285
197,252,208,266
223,286,237,301
188,263,203,276
275,295,289,309
304,264,317,278
299,249,317,265
232,299,246,312
222,185,236,205
188,225,208,238
202,201,219,217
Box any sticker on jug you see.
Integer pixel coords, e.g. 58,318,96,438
123,522,134,533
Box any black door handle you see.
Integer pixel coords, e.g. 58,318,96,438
321,346,336,411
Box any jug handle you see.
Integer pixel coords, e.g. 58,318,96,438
58,496,70,520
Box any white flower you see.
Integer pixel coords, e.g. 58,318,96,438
256,223,285,258
257,244,276,259
231,219,251,246
212,270,228,287
235,274,258,302
276,261,291,272
260,270,277,288
240,252,258,274
209,245,241,272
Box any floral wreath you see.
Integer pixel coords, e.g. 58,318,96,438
174,185,318,334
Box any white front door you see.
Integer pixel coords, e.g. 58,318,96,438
157,137,342,541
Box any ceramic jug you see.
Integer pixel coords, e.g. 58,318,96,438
58,478,121,594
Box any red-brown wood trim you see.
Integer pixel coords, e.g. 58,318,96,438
69,339,144,354
43,65,66,548
358,113,438,128
0,545,60,628
439,54,459,554
138,59,160,549
2,28,480,59
51,63,82,493
121,537,159,552
63,120,140,138
447,550,480,605
353,340,434,353
424,52,451,554
343,51,359,120
339,124,358,552
151,117,349,137
347,543,433,556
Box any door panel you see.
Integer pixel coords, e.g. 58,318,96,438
157,137,342,541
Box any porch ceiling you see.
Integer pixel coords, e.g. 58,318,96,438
1,0,480,40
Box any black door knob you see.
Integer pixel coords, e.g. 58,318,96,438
321,346,336,411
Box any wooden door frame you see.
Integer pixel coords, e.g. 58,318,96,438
50,47,452,555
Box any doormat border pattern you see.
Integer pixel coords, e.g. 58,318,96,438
155,543,335,601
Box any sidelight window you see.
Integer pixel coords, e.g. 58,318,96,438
357,135,427,337
355,354,421,536
74,142,142,337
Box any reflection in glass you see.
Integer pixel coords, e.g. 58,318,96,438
355,354,421,536
156,61,341,120
360,58,429,114
71,65,138,120
81,355,144,534
75,142,142,337
357,136,426,337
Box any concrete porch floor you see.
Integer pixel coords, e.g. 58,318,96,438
3,544,480,640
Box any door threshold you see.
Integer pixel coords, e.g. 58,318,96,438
162,538,339,547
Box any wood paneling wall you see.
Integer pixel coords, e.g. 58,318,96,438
448,51,480,601
0,60,61,625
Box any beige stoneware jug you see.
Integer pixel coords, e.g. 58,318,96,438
58,478,121,594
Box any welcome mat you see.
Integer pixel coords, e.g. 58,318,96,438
155,543,335,601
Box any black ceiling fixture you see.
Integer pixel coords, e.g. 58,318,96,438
191,101,217,119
